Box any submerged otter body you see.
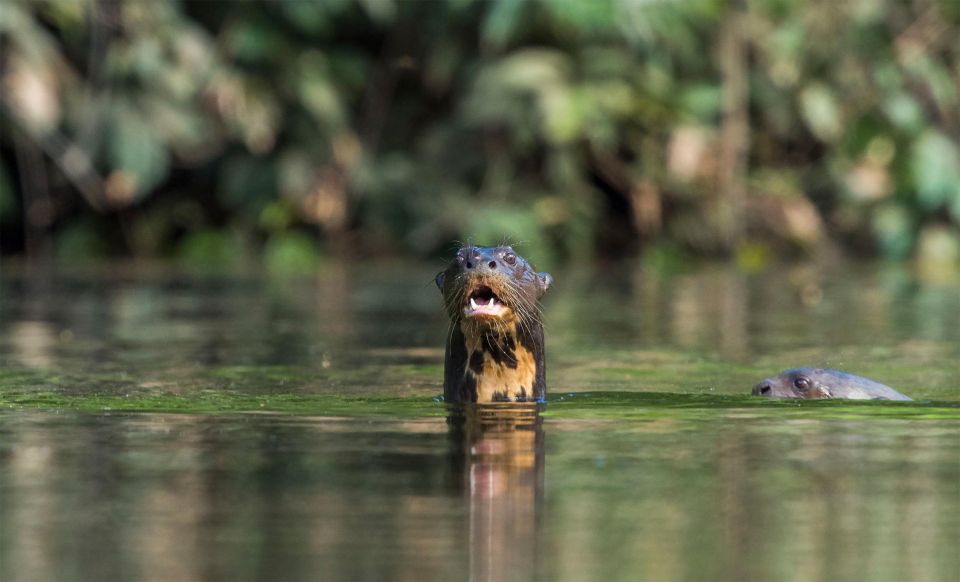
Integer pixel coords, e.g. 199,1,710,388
437,246,552,403
752,368,912,401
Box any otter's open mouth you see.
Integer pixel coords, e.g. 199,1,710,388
464,285,509,318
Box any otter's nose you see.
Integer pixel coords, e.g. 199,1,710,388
752,382,772,396
464,250,499,273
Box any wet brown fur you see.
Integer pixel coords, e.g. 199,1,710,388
462,319,538,402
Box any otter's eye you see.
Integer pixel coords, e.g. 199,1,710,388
504,253,516,266
794,376,811,391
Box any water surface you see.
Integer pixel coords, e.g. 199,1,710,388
1,262,958,581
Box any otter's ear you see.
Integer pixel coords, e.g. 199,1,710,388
435,272,445,291
536,272,553,296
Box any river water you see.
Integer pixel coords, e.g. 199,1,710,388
1,261,958,582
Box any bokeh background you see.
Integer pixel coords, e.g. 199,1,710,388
2,0,959,269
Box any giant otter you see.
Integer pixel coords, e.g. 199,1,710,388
752,368,912,401
436,246,552,403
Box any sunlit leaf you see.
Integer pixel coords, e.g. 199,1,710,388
278,0,340,35
916,225,960,266
141,95,219,160
358,0,396,25
680,84,722,121
911,131,960,211
884,93,924,133
42,0,87,30
295,51,346,129
482,0,525,46
263,231,322,274
800,84,842,142
543,0,619,32
906,56,959,118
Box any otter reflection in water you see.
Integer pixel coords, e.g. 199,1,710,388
436,246,552,403
447,403,545,582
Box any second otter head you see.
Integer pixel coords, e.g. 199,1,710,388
436,246,552,329
752,368,834,399
751,367,912,401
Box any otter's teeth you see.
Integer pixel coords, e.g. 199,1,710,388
470,297,478,309
487,297,495,306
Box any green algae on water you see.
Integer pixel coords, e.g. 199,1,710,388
2,388,958,421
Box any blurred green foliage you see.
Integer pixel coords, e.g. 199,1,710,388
1,0,958,266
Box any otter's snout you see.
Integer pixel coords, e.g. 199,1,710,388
460,248,502,274
752,382,773,396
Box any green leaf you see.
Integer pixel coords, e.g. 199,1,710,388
177,229,241,268
278,0,339,35
680,84,722,122
884,94,924,133
911,131,960,211
263,231,322,274
109,105,170,198
56,221,109,261
800,84,842,142
295,52,345,129
871,204,915,260
543,0,619,32
224,18,289,64
916,225,960,265
357,0,396,25
482,0,526,47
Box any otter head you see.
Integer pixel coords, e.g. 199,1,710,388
436,245,551,333
752,368,834,399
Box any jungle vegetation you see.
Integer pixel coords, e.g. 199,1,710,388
1,0,959,269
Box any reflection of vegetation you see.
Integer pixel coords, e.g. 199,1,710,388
2,0,958,264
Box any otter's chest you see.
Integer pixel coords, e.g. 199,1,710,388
464,330,537,402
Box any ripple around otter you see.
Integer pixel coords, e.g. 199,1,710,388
1,262,959,582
